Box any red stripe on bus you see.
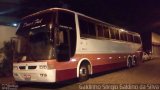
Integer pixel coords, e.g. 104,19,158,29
56,61,126,81
93,61,126,73
56,68,77,82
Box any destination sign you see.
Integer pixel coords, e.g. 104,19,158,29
23,18,43,28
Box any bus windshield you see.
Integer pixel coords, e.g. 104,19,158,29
14,11,55,61
14,27,55,61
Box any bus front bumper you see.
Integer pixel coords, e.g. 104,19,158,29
13,69,56,83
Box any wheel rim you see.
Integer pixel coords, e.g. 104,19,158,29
132,57,137,66
132,59,136,66
128,59,132,68
128,62,131,67
80,67,87,77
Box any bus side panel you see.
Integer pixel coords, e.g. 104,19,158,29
56,68,77,82
77,54,128,74
92,61,126,73
52,60,78,82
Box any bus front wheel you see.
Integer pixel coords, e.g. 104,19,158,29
79,63,89,82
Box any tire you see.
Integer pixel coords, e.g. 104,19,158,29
132,57,137,66
79,63,89,82
127,58,132,68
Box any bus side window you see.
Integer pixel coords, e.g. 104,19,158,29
110,29,115,39
137,36,141,43
127,34,134,42
79,16,96,38
133,35,136,43
120,32,127,41
115,30,120,40
104,27,110,38
97,25,104,38
88,22,96,38
79,18,88,37
134,35,141,43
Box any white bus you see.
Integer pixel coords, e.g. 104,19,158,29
13,8,142,83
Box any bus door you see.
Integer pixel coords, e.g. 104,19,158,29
55,26,71,61
55,11,76,61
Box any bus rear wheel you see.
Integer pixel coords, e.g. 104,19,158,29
79,63,89,82
127,58,132,68
132,57,137,66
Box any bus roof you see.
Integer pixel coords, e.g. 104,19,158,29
22,8,140,36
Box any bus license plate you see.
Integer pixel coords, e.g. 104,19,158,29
24,75,31,81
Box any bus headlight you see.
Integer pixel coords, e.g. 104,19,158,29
13,66,18,70
39,65,47,69
14,73,18,76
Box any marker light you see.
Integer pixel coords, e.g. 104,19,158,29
120,29,125,32
39,65,47,69
13,66,18,70
71,58,77,62
13,23,17,27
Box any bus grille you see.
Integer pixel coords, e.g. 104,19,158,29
18,66,37,70
28,66,37,69
19,66,25,69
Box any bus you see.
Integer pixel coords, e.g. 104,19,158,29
12,8,142,83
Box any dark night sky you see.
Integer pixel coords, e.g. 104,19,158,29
1,0,160,33
70,0,160,51
44,0,160,51
67,0,160,32
12,0,160,33
25,0,159,32
1,0,160,51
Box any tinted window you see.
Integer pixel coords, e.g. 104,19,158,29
104,27,110,38
97,25,104,37
134,35,141,43
115,30,120,40
120,32,127,41
110,29,115,39
88,22,96,37
127,34,134,42
79,18,88,37
79,16,96,38
58,11,75,28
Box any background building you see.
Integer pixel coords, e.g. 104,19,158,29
0,25,16,48
152,33,160,57
0,25,16,74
